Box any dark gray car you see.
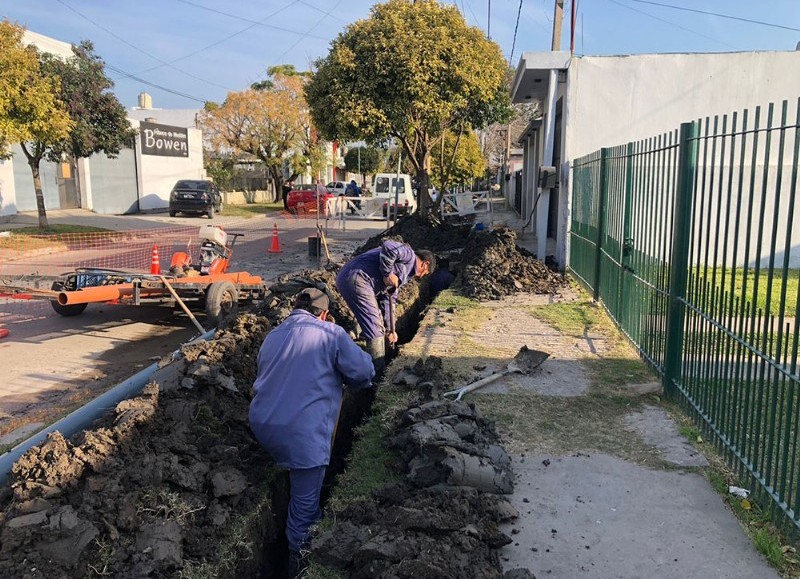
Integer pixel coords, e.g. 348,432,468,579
169,180,223,218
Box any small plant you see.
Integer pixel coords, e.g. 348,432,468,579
137,488,205,524
753,527,786,570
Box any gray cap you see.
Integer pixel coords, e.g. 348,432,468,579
295,287,329,311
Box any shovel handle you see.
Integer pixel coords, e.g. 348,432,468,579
443,370,509,401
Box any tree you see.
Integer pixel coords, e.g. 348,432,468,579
0,20,73,228
41,41,136,163
201,72,313,199
344,146,381,185
431,129,486,193
305,0,511,214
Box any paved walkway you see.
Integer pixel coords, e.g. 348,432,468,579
398,203,779,579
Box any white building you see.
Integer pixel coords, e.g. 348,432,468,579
510,49,800,267
0,32,205,219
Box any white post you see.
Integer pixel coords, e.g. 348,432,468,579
538,68,559,262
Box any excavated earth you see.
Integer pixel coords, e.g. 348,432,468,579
0,217,563,578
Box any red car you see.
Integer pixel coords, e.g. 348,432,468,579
286,184,334,215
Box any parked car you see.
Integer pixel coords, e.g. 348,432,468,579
169,180,223,219
287,184,334,215
326,181,347,195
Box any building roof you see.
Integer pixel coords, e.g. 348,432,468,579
128,108,201,129
22,29,73,59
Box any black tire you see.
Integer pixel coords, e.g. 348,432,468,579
205,281,238,327
207,204,215,219
50,281,88,317
169,210,177,217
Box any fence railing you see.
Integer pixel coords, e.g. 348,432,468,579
570,99,800,530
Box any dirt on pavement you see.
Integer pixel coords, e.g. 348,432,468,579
0,217,566,578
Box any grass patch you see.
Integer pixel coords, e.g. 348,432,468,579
528,299,610,336
692,267,799,315
220,202,283,218
753,527,786,569
0,224,110,235
584,356,655,390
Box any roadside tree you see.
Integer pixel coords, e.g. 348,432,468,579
344,146,382,186
305,0,511,214
201,72,313,199
0,20,72,228
431,129,486,194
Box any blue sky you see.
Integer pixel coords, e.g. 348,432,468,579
3,0,799,109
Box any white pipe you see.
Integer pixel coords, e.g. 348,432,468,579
0,328,216,485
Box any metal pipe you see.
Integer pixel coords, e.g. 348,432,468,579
0,328,216,485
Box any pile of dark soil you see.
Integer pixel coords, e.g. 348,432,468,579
458,228,567,300
354,213,472,255
0,314,277,578
312,358,532,579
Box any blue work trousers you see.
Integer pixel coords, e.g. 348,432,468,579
337,271,385,340
286,465,327,552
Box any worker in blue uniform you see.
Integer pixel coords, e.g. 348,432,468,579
336,240,435,373
249,288,374,576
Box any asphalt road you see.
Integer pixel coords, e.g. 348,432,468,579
0,210,388,447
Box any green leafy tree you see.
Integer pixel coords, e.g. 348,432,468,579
344,146,381,185
432,129,486,193
41,41,136,161
0,20,73,228
305,0,511,214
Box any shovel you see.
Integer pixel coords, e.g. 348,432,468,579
443,346,550,401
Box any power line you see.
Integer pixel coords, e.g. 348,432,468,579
296,0,349,25
135,0,301,76
608,0,737,50
173,0,331,41
266,0,345,70
509,0,524,65
53,0,236,92
105,64,207,103
630,0,800,33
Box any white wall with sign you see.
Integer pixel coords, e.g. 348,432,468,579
131,119,205,211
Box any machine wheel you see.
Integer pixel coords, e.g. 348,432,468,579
49,281,88,317
207,204,215,219
169,210,177,217
205,281,238,327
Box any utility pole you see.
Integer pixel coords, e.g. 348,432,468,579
487,0,491,39
551,0,565,51
570,0,578,54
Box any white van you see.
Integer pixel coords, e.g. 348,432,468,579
372,173,417,216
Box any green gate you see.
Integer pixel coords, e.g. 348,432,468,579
570,100,800,529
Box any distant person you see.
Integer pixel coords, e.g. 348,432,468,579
345,179,361,213
249,288,375,577
336,240,435,373
429,256,454,299
282,180,294,211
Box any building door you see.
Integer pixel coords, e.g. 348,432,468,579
58,160,80,208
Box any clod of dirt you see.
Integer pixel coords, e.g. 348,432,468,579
312,356,518,578
457,228,567,300
353,213,472,255
0,315,277,578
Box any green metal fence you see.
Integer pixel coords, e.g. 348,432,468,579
570,100,800,529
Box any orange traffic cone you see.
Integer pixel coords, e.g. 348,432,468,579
0,328,9,340
150,244,161,274
268,223,282,253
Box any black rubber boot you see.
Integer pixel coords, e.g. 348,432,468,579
366,337,386,377
288,550,307,578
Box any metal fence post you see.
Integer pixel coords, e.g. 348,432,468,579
593,147,610,300
663,122,698,399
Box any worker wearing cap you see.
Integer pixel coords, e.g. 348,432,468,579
336,240,435,373
249,288,374,575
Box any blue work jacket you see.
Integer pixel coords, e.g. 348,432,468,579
249,309,375,469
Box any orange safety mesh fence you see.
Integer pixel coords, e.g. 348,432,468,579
0,226,204,326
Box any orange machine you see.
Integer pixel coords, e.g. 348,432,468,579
46,226,265,328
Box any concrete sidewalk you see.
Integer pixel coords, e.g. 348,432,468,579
396,201,779,579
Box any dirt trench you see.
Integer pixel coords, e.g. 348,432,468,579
0,216,565,578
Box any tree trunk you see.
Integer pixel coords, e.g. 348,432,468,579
28,158,50,229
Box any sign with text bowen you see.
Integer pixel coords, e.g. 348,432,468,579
139,121,189,157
